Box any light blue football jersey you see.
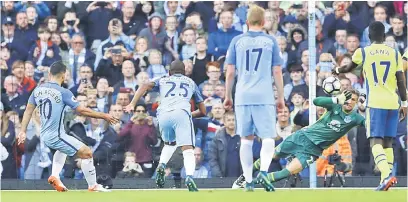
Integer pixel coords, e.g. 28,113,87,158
226,31,283,105
153,74,203,114
28,82,79,142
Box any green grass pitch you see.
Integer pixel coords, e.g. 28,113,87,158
1,189,407,202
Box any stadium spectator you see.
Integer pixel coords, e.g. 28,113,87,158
209,111,241,177
112,60,139,95
70,64,95,96
276,104,292,140
360,5,391,48
180,27,197,61
181,147,210,178
116,152,145,178
93,119,118,179
28,26,61,68
118,104,157,176
334,29,348,56
190,37,214,85
11,60,36,94
68,34,96,84
147,49,167,80
13,12,38,61
1,102,18,179
14,1,51,21
26,6,40,29
121,2,144,39
2,75,29,118
387,14,406,53
164,15,180,62
44,16,58,32
95,77,113,113
207,9,242,60
1,1,17,22
139,13,168,55
109,104,125,132
132,37,150,71
96,44,127,86
345,34,360,56
284,64,305,101
198,61,224,91
340,77,353,92
24,61,35,82
94,18,135,68
85,1,121,50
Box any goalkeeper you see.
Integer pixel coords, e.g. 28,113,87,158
233,90,365,189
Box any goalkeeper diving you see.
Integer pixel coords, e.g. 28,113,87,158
233,90,365,189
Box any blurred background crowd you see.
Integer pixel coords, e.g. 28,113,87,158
0,1,407,184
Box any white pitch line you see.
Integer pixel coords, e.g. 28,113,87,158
2,187,407,192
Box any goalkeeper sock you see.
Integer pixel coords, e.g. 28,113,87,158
372,144,391,182
267,168,291,182
384,148,394,172
260,138,275,172
81,158,97,187
253,159,261,171
159,145,177,165
51,150,67,178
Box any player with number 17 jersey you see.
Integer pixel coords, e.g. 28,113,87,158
225,31,283,139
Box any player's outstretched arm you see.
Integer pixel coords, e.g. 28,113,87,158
125,82,155,113
17,103,36,144
333,61,359,75
273,65,285,110
313,91,352,109
75,106,119,125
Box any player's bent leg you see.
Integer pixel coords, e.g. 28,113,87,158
267,157,304,183
369,138,391,184
156,142,177,188
77,146,110,192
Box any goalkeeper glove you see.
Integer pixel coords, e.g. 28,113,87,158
334,90,352,105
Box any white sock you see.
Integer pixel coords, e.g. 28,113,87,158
81,158,97,187
240,139,254,183
182,149,195,177
260,138,275,172
159,145,177,165
51,150,67,178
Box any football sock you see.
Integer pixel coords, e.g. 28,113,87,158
372,144,391,182
51,150,67,178
268,168,291,182
253,158,261,171
240,139,254,183
159,145,177,165
260,138,275,172
384,148,394,172
182,149,195,176
81,158,97,187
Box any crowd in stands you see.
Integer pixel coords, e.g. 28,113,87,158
1,1,407,183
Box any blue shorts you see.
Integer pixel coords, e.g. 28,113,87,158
234,105,277,139
366,107,399,139
157,109,195,147
44,133,84,157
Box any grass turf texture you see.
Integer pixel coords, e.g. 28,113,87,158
2,189,407,202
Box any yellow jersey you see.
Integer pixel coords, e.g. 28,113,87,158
352,44,403,109
403,50,408,60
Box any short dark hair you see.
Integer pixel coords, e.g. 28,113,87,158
169,60,185,75
391,14,404,21
368,21,385,43
49,61,67,76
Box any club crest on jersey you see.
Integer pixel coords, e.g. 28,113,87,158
344,116,352,123
327,120,341,132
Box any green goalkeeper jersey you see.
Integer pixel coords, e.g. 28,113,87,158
302,97,365,150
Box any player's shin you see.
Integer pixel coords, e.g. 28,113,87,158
268,158,302,182
81,158,97,187
240,139,254,183
260,138,275,172
371,144,391,182
159,144,178,166
51,150,67,178
182,147,195,176
384,148,394,172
